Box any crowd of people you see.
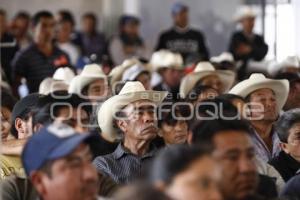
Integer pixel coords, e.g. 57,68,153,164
1,2,300,200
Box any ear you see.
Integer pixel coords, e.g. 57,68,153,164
30,171,48,197
187,130,193,145
279,142,290,154
116,120,127,133
15,118,25,136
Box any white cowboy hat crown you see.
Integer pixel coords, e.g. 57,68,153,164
210,52,234,64
229,73,289,111
68,64,107,95
150,50,183,71
53,67,75,85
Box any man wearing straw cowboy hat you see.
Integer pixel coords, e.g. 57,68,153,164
229,73,289,162
228,6,268,80
180,61,236,99
151,49,184,102
93,81,167,184
68,63,110,104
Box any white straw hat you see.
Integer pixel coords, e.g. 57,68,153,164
53,67,76,85
150,50,183,71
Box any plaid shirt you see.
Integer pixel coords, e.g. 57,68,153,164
93,143,157,184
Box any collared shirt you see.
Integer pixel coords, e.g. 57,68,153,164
251,127,280,163
12,43,71,93
93,143,157,184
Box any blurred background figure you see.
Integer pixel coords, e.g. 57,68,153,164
76,12,107,64
156,2,209,64
150,145,222,200
229,6,268,80
10,11,32,50
55,10,80,68
109,15,149,65
0,9,19,85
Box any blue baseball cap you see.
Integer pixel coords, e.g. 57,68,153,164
22,123,93,176
171,2,188,16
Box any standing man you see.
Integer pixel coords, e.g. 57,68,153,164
12,11,71,94
93,81,167,184
155,2,209,64
229,7,268,80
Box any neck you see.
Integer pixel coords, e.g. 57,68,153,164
123,137,151,156
36,41,53,56
251,120,273,138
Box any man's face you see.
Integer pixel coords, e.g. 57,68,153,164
136,73,151,90
54,107,89,133
12,17,30,37
160,117,188,145
35,144,99,200
241,17,255,33
167,156,222,200
213,131,258,200
123,22,139,37
33,17,55,43
174,9,189,28
281,122,300,162
82,17,95,34
200,75,224,94
86,79,109,102
118,100,158,141
249,88,278,122
162,68,183,88
56,21,72,42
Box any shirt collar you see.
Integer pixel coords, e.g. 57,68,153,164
112,143,157,160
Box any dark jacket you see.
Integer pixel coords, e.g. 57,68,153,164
269,151,300,182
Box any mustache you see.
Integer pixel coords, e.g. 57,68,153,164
142,124,157,131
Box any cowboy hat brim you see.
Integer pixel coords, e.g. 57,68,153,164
98,90,168,142
229,79,289,111
180,70,236,98
68,75,107,95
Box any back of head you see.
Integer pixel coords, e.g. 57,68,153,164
276,108,300,143
190,119,252,146
150,144,212,185
113,182,171,200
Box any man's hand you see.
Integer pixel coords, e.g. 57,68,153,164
236,43,252,55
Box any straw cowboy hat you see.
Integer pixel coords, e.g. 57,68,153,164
97,81,168,142
122,63,150,81
68,64,107,95
109,58,140,85
268,56,300,76
179,62,236,98
39,77,69,95
150,50,184,71
234,6,257,22
53,67,76,85
229,73,289,111
210,52,234,64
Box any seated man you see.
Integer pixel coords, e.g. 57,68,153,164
190,119,278,200
93,81,167,184
21,123,99,200
269,109,300,182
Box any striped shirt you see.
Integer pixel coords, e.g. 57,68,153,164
12,43,71,93
93,143,157,184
